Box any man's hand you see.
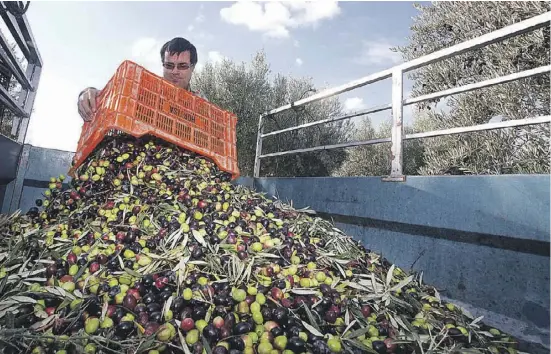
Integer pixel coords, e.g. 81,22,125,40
77,87,99,122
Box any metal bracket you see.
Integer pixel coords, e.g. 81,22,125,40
382,175,407,182
253,114,264,178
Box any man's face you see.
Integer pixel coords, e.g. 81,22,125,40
162,50,194,89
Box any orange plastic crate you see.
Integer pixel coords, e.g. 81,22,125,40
68,60,239,179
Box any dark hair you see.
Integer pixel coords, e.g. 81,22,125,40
160,37,197,65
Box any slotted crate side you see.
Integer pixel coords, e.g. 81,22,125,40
70,60,239,179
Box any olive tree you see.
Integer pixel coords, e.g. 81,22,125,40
0,42,24,138
192,51,352,177
393,1,550,175
333,118,425,177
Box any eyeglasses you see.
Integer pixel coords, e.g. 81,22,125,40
163,62,193,71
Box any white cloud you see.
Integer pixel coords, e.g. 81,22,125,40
353,40,402,66
196,31,214,42
187,24,195,32
195,3,205,23
294,39,300,47
220,1,340,38
130,37,163,75
343,97,367,113
295,58,303,66
195,50,227,71
207,51,226,65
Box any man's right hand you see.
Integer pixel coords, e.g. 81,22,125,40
77,87,99,122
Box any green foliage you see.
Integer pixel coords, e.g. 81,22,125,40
393,1,550,175
195,1,549,177
333,118,425,177
191,50,353,177
0,42,24,139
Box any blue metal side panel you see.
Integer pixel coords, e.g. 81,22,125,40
24,146,75,182
251,176,550,242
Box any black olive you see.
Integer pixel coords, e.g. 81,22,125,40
256,284,268,294
273,308,288,325
228,337,245,351
147,303,162,314
160,290,172,301
192,306,207,321
271,326,284,338
286,317,301,330
373,341,388,354
108,285,121,298
224,313,236,329
19,305,34,315
288,326,301,338
113,307,126,324
142,275,154,288
202,324,220,343
180,307,193,320
107,259,119,271
312,339,330,353
149,311,162,323
146,239,156,249
233,322,252,335
213,294,226,306
142,292,156,305
261,307,273,321
55,258,67,269
288,337,307,352
115,321,135,337
98,283,110,293
213,305,227,317
448,328,462,337
134,304,147,313
135,282,146,296
212,347,228,354
319,297,332,310
172,296,185,312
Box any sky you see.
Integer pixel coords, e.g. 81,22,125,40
21,0,429,152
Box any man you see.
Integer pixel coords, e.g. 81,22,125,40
77,37,206,122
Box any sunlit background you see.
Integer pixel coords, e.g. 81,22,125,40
23,1,423,152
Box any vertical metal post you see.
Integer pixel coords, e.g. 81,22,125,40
253,114,264,178
14,63,41,143
383,68,406,182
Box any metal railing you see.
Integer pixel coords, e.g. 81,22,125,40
253,12,551,180
0,1,42,144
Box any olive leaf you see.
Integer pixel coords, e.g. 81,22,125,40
301,320,324,338
192,229,207,247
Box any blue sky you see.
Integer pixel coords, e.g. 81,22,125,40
24,1,428,152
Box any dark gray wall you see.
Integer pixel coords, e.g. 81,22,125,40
2,146,549,351
1,145,75,214
0,135,22,184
